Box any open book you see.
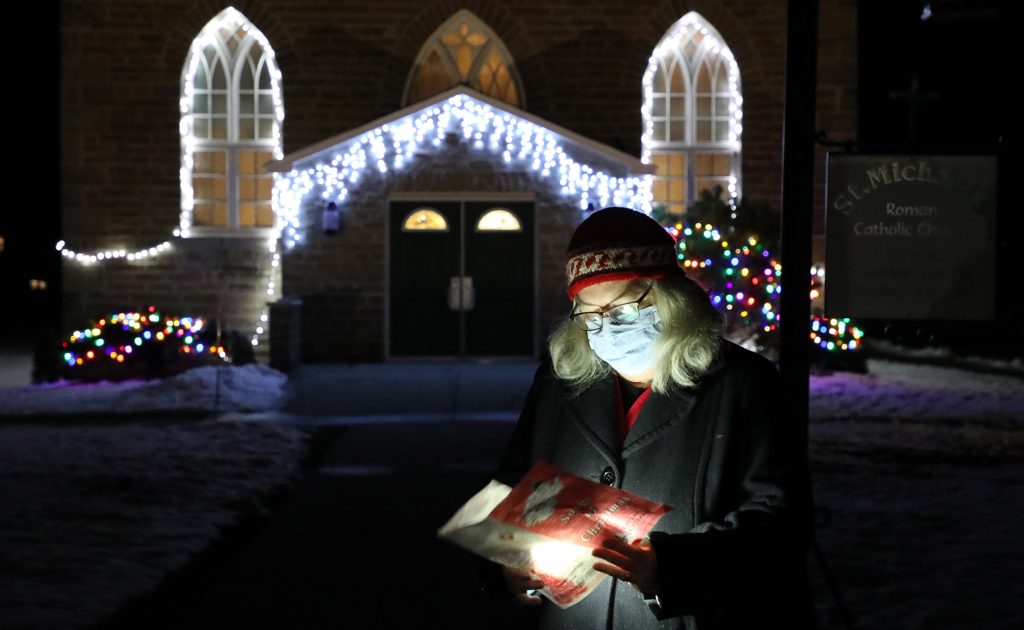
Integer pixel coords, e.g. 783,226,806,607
438,460,671,608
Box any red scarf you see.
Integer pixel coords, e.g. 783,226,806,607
615,379,653,447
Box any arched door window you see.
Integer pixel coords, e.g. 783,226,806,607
643,13,742,217
402,208,450,231
180,7,283,235
404,9,523,107
475,208,522,232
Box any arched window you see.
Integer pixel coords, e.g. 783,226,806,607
475,208,522,232
402,208,449,231
643,13,742,217
180,7,283,235
404,9,523,107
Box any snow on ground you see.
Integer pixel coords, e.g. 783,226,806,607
808,359,1024,630
0,363,307,630
0,363,288,416
0,420,309,630
0,354,1021,629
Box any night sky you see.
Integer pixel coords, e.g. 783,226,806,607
1,0,1016,348
1,3,60,343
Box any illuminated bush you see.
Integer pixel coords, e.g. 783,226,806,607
59,306,229,382
654,187,865,357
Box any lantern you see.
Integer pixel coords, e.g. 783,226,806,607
322,201,340,235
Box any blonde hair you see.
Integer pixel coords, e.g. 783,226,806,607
548,273,724,395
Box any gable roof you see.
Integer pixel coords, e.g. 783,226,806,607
266,85,654,176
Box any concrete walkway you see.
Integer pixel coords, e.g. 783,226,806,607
95,360,544,630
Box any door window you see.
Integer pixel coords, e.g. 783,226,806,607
475,208,522,232
402,208,449,231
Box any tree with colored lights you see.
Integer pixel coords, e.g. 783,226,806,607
654,186,864,361
653,187,782,353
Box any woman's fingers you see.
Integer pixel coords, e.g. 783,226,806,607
600,536,635,554
592,537,659,595
592,546,634,571
592,560,633,583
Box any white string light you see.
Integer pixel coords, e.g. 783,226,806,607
57,60,653,355
641,13,742,207
179,7,285,237
273,92,653,250
57,8,282,351
56,238,175,264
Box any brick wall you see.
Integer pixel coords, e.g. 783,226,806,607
60,0,857,361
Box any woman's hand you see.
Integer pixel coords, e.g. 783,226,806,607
502,565,545,606
592,537,660,596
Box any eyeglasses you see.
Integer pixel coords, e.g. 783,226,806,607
569,284,654,332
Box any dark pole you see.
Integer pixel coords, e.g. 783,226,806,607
780,2,817,448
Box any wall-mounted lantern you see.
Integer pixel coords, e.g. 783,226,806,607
322,201,341,235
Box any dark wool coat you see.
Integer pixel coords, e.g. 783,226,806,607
491,341,817,630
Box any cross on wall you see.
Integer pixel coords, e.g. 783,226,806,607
888,73,939,145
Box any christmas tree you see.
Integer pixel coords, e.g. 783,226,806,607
654,186,864,359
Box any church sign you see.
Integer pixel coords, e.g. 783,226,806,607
825,154,997,320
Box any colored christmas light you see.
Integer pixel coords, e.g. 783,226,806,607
810,316,864,352
60,306,229,378
673,222,864,352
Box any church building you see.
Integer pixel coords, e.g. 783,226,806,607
58,1,857,365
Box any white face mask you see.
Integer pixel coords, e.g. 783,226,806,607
586,305,662,376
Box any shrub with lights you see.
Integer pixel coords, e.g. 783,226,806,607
667,218,782,350
809,265,865,353
653,187,865,359
59,306,230,382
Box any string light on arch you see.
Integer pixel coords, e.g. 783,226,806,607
273,92,653,251
55,8,283,350
179,7,285,237
641,12,743,206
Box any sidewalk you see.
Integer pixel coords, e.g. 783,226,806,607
95,360,543,630
222,360,540,425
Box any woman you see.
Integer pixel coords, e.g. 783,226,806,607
490,207,815,629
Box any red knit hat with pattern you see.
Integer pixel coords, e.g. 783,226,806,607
565,207,682,300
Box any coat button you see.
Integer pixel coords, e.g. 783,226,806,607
600,467,616,485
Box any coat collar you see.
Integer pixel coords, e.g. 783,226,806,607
563,373,700,462
563,375,619,462
621,386,697,458
563,341,730,461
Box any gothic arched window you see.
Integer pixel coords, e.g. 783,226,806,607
404,9,523,107
643,13,742,217
180,8,283,235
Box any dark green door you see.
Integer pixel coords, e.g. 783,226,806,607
464,202,534,355
389,201,534,357
389,202,460,356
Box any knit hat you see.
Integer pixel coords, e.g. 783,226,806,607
565,207,682,300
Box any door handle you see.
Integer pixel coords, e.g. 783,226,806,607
462,276,475,311
448,277,461,311
448,276,476,311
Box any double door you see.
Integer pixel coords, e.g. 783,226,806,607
389,201,534,357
